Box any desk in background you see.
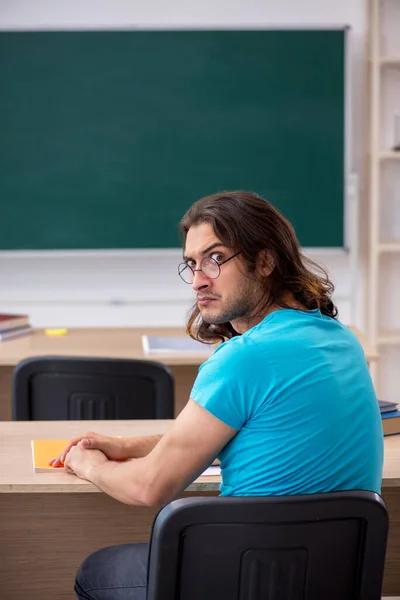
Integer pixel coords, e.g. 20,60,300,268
0,419,397,600
0,326,378,422
0,327,206,420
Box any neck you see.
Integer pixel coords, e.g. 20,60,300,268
231,294,307,334
231,303,279,334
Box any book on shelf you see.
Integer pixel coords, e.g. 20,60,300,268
381,410,400,436
0,325,33,342
31,439,222,477
379,399,398,414
142,335,213,355
0,313,30,330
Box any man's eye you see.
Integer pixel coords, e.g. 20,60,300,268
210,252,224,263
186,260,196,268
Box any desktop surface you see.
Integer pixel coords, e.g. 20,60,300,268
0,419,220,493
0,327,212,367
0,418,397,490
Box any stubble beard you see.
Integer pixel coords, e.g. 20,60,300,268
201,279,262,325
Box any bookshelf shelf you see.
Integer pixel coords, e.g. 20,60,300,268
380,58,400,67
379,151,400,161
378,331,400,345
378,241,400,253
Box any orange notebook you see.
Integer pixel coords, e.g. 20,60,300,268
31,439,69,472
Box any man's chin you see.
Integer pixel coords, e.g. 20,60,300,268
199,308,227,325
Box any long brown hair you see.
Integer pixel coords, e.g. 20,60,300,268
180,191,338,344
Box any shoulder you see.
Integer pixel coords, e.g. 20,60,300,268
191,333,276,429
202,334,268,372
195,333,277,395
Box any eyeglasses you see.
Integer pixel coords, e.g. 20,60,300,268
178,252,241,284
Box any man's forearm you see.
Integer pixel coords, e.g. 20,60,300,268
88,458,152,506
123,435,163,458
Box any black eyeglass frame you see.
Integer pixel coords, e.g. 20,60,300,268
178,251,241,284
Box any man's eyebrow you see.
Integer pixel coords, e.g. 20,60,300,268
183,242,226,262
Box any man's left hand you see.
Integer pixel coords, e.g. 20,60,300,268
64,441,108,481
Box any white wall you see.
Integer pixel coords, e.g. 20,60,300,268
0,249,353,327
1,0,399,400
0,0,365,29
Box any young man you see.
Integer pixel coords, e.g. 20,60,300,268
52,191,383,600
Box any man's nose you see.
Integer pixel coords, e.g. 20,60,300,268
191,269,210,291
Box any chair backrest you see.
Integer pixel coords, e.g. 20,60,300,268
12,356,174,420
147,491,388,600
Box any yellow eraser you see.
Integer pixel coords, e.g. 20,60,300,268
45,328,68,336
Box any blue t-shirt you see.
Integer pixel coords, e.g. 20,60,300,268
191,309,383,496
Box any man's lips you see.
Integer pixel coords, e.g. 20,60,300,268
197,296,218,305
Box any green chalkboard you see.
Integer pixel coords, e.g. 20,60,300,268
0,29,346,249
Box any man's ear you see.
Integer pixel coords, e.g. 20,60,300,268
257,250,275,277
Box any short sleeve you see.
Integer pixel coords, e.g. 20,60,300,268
190,337,276,430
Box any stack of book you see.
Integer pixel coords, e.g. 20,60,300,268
0,313,32,342
379,399,400,436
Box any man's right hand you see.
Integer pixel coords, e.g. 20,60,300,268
49,432,127,467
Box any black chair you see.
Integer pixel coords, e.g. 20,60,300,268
12,356,174,420
147,491,388,600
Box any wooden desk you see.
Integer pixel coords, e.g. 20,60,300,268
0,420,396,600
0,420,219,600
0,325,378,421
0,327,209,420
